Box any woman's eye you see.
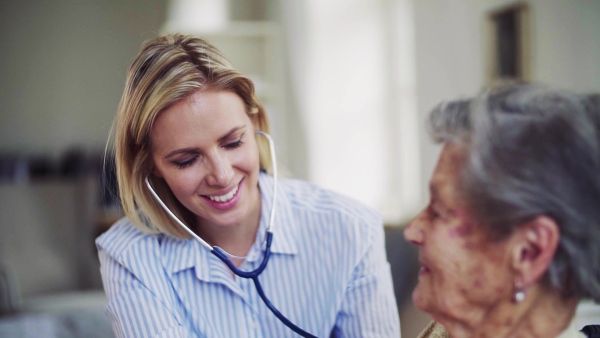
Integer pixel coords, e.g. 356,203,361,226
173,156,198,169
224,139,243,150
429,209,439,219
428,205,441,220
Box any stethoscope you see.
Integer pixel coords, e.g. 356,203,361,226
145,131,317,338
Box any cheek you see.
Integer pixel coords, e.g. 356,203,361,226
433,236,491,289
432,260,505,314
438,227,478,271
237,142,261,171
448,221,473,238
161,170,201,196
461,265,511,308
447,214,484,250
246,149,261,168
425,228,512,313
452,249,511,303
447,209,475,240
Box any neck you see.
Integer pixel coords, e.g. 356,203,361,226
440,286,579,338
204,221,260,256
195,191,263,263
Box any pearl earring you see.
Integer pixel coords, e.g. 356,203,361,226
513,280,526,303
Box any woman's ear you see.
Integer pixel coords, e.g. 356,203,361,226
510,216,560,287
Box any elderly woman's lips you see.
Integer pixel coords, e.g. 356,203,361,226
418,255,430,275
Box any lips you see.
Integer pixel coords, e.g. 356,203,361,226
207,183,239,202
202,179,243,211
418,255,431,275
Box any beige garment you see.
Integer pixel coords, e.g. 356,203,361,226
416,321,451,338
416,320,586,338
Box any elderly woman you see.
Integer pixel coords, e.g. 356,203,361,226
404,83,600,337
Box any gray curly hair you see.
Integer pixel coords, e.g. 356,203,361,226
427,82,600,302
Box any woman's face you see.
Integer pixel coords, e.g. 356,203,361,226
404,143,514,326
150,90,261,231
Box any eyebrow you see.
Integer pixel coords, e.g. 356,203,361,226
164,125,246,158
218,125,246,143
429,181,458,216
429,183,444,208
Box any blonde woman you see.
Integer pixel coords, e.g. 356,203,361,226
96,34,400,337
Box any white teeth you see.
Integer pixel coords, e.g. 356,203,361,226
208,184,239,202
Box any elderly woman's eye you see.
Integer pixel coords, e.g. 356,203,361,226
428,205,440,219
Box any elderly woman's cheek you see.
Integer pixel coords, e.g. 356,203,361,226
446,220,478,251
449,218,474,236
448,222,505,290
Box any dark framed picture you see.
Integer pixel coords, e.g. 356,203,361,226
485,3,530,83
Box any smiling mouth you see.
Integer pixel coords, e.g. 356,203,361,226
418,256,431,275
206,183,240,203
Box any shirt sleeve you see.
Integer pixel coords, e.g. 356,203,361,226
332,220,401,338
98,249,191,338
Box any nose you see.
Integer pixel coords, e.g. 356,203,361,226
404,210,426,245
205,150,233,186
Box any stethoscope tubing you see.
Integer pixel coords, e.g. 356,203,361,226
212,232,316,337
145,131,316,338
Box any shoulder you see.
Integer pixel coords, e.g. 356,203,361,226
280,177,381,224
277,177,384,251
95,217,163,261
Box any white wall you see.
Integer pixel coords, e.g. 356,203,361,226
301,0,391,217
0,0,167,297
2,0,599,212
278,0,424,224
414,0,600,208
0,0,166,158
531,0,600,91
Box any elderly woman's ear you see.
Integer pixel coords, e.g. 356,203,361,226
510,216,560,288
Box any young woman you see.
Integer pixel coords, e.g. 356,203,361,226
97,34,400,337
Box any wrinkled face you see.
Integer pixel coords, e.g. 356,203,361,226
150,90,261,231
404,143,513,325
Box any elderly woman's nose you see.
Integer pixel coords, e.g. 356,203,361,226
404,211,426,245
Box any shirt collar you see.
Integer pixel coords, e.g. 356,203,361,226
163,237,238,284
162,237,210,279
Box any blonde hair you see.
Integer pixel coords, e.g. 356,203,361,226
111,34,271,239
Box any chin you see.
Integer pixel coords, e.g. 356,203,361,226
412,285,443,318
411,286,430,312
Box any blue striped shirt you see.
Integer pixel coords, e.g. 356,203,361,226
96,173,400,337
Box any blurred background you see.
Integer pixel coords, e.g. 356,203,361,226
0,0,599,337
